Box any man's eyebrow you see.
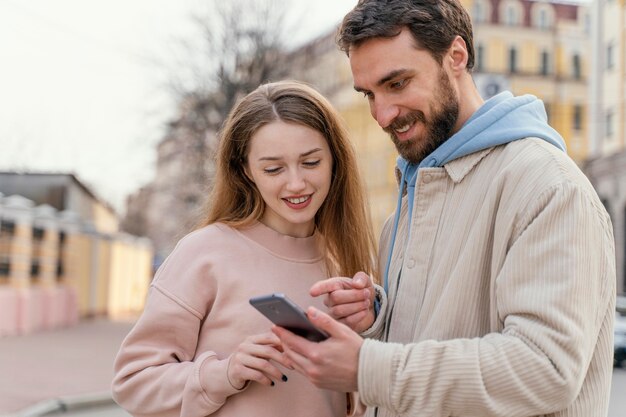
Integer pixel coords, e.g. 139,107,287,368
354,69,411,93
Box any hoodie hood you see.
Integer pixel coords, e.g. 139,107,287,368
396,90,566,174
383,91,566,292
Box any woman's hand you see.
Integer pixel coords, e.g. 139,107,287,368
226,332,291,389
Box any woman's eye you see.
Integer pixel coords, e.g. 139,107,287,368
303,160,321,167
263,167,282,174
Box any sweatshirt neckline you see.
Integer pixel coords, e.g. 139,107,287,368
236,221,323,262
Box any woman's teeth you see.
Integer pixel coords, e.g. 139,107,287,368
286,196,309,204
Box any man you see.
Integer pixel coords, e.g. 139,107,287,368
273,0,617,416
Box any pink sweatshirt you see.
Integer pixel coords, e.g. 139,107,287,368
112,222,348,417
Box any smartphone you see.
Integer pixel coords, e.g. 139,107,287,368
249,293,329,342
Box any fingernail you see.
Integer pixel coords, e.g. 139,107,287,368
282,374,288,382
271,381,275,386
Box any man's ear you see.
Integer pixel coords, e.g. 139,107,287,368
448,35,469,74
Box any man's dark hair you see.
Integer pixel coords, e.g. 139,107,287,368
337,0,475,71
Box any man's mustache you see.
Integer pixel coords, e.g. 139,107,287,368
384,111,426,136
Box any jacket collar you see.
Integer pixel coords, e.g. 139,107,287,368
444,147,494,184
394,146,495,188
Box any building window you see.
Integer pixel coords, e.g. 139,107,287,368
56,260,64,278
531,4,554,29
0,261,9,277
504,5,518,25
607,42,615,70
540,51,550,75
30,261,40,278
573,105,583,131
32,227,44,240
584,13,591,35
0,220,15,236
606,110,614,138
572,54,581,79
509,47,518,73
538,9,548,29
476,44,484,71
473,1,485,23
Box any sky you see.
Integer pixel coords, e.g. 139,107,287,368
0,0,356,213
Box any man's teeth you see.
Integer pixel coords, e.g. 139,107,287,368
286,196,309,204
395,124,411,133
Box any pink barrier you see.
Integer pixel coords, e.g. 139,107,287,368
61,286,79,326
1,285,80,337
16,287,44,335
0,287,18,336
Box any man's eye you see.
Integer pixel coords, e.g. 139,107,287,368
390,79,406,89
362,91,373,99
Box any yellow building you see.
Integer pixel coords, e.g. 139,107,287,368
589,0,625,156
290,0,590,237
0,173,153,336
466,0,591,162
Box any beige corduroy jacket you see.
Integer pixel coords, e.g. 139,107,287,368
359,138,616,417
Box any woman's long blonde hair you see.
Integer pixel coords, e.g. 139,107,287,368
199,80,376,278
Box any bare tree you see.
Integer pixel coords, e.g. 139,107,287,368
173,0,292,123
167,0,294,184
126,0,299,259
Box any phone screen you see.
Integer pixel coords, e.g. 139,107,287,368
249,293,329,342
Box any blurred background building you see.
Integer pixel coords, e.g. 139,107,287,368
7,0,621,339
0,172,152,336
126,0,626,293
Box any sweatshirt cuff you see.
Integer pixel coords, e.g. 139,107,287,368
358,338,398,410
197,352,248,405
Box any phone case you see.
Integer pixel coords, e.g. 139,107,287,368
249,293,329,342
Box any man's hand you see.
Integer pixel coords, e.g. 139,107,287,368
310,271,376,333
272,307,363,392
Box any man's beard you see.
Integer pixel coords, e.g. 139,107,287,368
385,69,459,164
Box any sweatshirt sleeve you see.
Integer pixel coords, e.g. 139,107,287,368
112,230,244,417
357,182,615,416
112,287,244,417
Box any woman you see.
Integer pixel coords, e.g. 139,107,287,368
111,80,376,417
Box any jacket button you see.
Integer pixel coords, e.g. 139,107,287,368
406,259,415,268
423,174,432,183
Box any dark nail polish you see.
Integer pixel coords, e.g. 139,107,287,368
271,381,275,386
281,374,288,382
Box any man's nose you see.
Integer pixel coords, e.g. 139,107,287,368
372,98,400,129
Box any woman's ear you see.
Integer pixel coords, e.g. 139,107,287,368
243,164,255,184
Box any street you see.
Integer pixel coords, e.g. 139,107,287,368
609,367,626,416
1,318,626,416
21,368,626,416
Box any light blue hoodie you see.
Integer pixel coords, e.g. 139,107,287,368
382,91,567,292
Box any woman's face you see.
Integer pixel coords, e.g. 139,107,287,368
245,120,333,238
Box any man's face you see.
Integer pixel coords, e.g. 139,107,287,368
349,28,460,164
